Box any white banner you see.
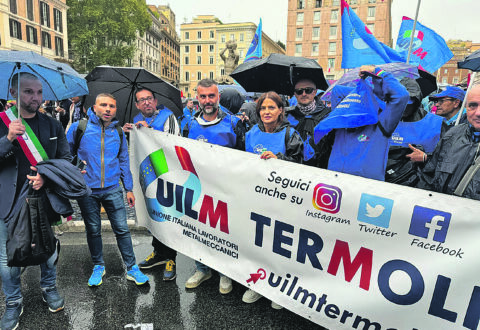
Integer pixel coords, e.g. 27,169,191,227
130,128,480,330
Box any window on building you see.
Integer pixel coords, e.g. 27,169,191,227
209,71,214,79
240,33,244,42
332,0,340,5
350,0,357,4
368,0,376,3
209,56,214,64
296,28,303,39
331,9,338,22
313,11,321,22
297,13,304,23
329,42,336,53
197,72,202,81
221,68,225,76
367,7,376,18
328,58,335,69
366,23,375,33
26,0,34,20
40,2,50,27
42,31,51,48
54,9,62,32
295,44,302,54
185,31,189,39
329,26,337,37
185,71,189,81
230,34,234,40
239,49,244,58
26,25,37,44
455,69,459,73
210,30,214,38
297,0,305,9
221,34,225,42
197,45,202,52
351,7,358,14
197,31,202,39
453,77,459,84
9,0,17,14
312,44,319,54
185,45,189,53
55,36,64,57
197,56,201,64
444,69,448,74
315,0,322,8
209,44,214,52
9,19,21,39
442,77,447,84
185,57,189,65
312,27,320,38
326,74,335,80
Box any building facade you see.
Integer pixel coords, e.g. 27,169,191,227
435,40,480,88
286,0,393,81
180,15,285,98
0,0,68,60
131,5,180,85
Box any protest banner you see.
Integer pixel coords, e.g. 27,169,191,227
131,128,480,330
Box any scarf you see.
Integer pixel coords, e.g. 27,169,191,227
297,100,317,116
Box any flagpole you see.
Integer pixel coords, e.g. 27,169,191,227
406,0,422,64
455,71,476,126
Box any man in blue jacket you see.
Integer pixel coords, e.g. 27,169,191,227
67,93,149,287
124,88,180,281
0,73,70,329
182,79,246,295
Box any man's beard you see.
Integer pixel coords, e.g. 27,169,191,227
200,103,218,115
23,102,40,114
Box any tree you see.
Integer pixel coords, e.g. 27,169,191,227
67,0,151,73
276,40,286,50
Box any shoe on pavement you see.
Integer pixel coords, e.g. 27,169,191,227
242,289,263,303
88,265,105,287
126,265,149,285
271,301,283,310
163,260,176,281
138,251,167,269
185,270,212,289
219,275,232,294
41,287,65,313
1,302,23,330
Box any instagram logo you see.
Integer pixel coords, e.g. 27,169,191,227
312,183,342,213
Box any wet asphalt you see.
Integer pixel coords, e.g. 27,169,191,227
0,229,325,330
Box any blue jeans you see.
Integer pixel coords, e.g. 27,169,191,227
77,186,136,270
0,219,58,305
195,261,224,276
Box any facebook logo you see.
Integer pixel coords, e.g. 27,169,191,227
408,206,452,243
357,193,394,228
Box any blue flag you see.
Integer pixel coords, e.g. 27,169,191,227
244,18,262,62
341,0,404,69
395,17,453,73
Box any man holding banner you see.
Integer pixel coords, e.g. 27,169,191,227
0,73,71,329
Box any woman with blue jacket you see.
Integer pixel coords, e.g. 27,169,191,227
244,91,303,163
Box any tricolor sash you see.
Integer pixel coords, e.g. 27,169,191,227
0,106,49,166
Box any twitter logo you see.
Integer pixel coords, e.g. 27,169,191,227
357,194,394,228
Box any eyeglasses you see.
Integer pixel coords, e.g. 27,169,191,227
294,87,316,95
137,96,154,104
434,98,455,105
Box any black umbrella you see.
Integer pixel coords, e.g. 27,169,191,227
84,66,182,126
230,54,329,95
417,69,437,97
458,49,480,71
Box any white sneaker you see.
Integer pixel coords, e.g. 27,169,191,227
185,270,212,289
271,301,283,310
242,289,263,303
219,275,233,294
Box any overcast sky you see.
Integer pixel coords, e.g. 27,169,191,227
150,0,480,45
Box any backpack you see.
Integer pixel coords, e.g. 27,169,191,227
73,119,124,157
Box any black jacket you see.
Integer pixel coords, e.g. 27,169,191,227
285,99,333,168
417,123,480,200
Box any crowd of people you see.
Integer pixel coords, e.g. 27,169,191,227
0,67,479,329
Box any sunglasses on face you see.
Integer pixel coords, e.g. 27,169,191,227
294,87,316,95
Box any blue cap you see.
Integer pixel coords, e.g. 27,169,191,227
429,86,466,101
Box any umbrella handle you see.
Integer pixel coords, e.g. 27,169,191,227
289,65,294,86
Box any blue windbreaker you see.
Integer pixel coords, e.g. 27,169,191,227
66,109,133,191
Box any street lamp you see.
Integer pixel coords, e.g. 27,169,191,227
83,51,93,73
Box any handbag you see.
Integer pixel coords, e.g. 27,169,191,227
6,183,59,267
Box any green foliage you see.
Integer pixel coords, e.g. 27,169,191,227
67,0,151,73
276,40,286,50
